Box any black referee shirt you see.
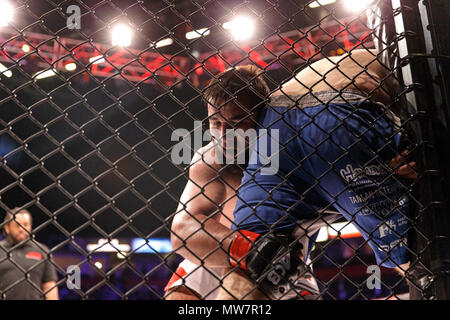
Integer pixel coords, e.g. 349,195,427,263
0,239,57,300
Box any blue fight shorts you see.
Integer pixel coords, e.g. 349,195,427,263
232,90,410,268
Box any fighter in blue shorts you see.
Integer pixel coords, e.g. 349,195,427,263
216,49,415,299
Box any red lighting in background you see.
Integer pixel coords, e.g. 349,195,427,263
0,18,372,87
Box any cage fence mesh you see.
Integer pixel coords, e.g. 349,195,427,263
0,0,448,300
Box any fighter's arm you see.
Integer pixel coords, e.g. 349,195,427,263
274,49,399,105
42,281,58,300
170,146,234,268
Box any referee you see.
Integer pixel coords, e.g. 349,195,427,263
0,208,58,300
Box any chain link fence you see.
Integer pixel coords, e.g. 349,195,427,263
0,0,448,300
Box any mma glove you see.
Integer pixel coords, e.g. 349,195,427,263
228,230,319,299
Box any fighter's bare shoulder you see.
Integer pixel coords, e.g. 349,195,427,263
188,141,222,181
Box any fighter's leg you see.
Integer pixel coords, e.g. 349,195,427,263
165,285,201,300
216,268,268,300
164,259,223,300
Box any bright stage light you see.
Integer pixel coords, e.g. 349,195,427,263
223,16,255,41
308,0,336,8
131,238,172,254
111,24,133,47
155,38,173,48
116,251,127,259
65,62,77,71
0,1,13,27
344,0,374,13
186,28,210,40
94,261,103,269
89,55,105,64
34,68,57,80
22,44,31,53
0,63,12,77
87,239,131,253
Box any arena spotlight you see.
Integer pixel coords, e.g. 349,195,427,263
111,24,132,47
0,63,12,77
154,37,173,48
87,239,131,253
0,1,13,27
22,44,31,53
344,0,374,13
34,68,57,80
223,16,255,41
94,261,103,269
308,0,336,8
116,251,126,259
64,62,77,71
89,55,105,64
186,27,211,40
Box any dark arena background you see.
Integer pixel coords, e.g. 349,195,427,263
0,0,449,300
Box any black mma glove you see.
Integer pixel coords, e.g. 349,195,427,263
228,230,319,299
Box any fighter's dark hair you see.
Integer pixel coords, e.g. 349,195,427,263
203,65,269,114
